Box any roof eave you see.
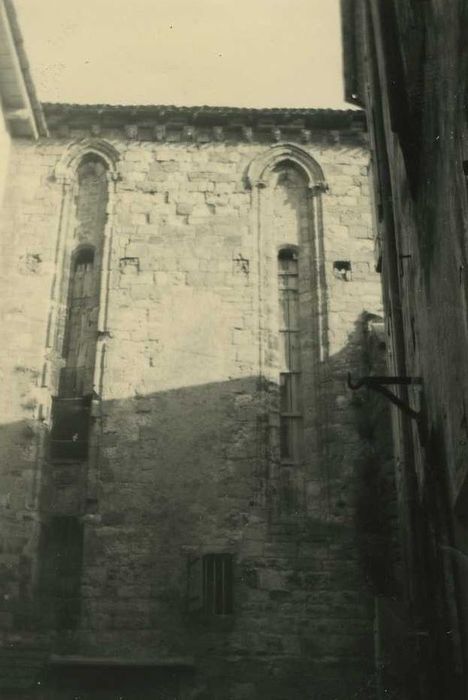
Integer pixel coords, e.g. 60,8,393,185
41,102,366,132
0,0,48,138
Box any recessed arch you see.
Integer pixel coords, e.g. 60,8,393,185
71,244,95,270
278,244,299,260
246,143,327,191
54,138,120,183
47,139,117,403
249,143,329,503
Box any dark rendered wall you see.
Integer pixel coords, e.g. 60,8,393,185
342,1,468,697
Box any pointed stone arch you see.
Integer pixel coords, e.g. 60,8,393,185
45,138,120,416
248,144,329,517
246,143,327,191
54,138,121,184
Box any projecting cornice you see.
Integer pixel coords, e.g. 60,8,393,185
42,103,366,144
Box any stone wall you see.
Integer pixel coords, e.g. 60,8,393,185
0,113,384,699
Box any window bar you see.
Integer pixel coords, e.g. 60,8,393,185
278,249,301,463
221,556,225,614
203,558,208,613
211,557,216,615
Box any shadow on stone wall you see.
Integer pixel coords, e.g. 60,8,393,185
0,311,408,700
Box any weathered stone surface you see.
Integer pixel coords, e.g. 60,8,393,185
343,2,468,697
0,120,383,698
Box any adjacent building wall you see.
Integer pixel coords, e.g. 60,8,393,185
341,1,468,697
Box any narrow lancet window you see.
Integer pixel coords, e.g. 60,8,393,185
248,148,325,479
278,247,303,462
61,246,96,396
51,155,108,461
59,156,108,399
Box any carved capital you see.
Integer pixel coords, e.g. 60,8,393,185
53,139,121,183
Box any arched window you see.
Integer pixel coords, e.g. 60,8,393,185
247,145,327,473
60,245,96,396
43,142,118,635
51,154,109,461
58,155,109,399
272,162,310,465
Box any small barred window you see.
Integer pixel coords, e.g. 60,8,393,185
187,553,234,616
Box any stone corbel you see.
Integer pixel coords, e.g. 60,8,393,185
272,128,282,142
242,126,253,142
124,124,138,140
213,126,224,141
183,125,195,140
153,125,166,141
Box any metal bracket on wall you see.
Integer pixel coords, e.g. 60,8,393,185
347,374,422,421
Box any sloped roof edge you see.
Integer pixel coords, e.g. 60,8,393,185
2,0,48,137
